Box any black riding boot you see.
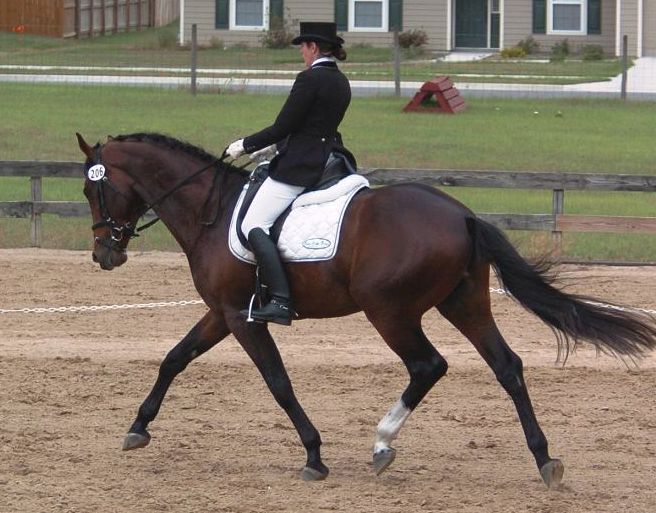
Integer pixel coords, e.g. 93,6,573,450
242,228,294,326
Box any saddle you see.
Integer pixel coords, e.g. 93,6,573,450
235,152,357,249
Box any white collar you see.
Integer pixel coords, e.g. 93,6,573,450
312,56,336,66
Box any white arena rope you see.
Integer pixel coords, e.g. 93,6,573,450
0,290,655,316
0,299,205,314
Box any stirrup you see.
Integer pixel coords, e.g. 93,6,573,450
245,298,295,326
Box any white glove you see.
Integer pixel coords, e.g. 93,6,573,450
226,139,244,159
250,144,277,161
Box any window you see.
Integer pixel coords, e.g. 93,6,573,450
230,0,268,30
548,0,587,35
533,0,600,35
349,0,389,32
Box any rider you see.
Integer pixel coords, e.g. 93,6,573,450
226,22,355,326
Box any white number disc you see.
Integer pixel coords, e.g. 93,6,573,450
87,164,106,181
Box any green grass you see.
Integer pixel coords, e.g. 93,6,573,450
344,58,625,84
1,83,655,260
0,23,625,84
0,24,418,69
2,83,655,172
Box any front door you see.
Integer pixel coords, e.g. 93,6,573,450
455,0,501,49
455,0,487,48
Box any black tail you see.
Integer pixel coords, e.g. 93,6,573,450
468,217,656,360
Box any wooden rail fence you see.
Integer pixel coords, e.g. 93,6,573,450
1,0,178,38
2,161,656,251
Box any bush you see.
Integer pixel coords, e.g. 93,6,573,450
517,36,539,55
260,15,295,49
208,36,224,49
500,46,526,58
157,29,178,50
581,44,604,60
397,29,428,48
550,38,570,61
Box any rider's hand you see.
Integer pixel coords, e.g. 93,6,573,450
227,139,245,159
250,144,277,161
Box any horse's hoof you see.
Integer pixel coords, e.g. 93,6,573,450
373,447,397,475
540,459,564,489
300,465,329,481
122,432,151,451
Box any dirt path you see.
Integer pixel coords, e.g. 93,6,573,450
1,249,655,513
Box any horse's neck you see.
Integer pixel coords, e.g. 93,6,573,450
131,153,244,256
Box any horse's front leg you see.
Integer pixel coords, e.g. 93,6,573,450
230,319,328,481
122,310,229,450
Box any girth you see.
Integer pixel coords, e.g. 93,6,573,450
235,152,356,249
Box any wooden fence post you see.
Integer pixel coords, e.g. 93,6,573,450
552,188,564,257
148,0,155,26
393,29,401,97
136,0,142,30
191,24,198,96
621,35,628,100
100,0,106,35
89,0,94,37
75,0,81,38
30,177,42,247
126,0,131,31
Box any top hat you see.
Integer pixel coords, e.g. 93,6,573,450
292,22,344,46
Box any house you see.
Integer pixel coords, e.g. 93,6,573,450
180,0,655,57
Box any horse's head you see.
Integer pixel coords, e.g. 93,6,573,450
77,133,146,270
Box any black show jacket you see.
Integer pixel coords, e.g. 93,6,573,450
242,61,353,188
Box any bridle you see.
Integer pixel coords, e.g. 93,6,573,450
87,145,138,252
87,144,229,252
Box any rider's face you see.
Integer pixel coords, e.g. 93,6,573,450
300,42,318,67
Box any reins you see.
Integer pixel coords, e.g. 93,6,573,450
132,157,223,234
135,150,252,233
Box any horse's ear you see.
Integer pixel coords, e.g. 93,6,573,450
76,133,94,158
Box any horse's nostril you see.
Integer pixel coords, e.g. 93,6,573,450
92,253,98,263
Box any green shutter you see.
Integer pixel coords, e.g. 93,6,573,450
270,0,284,22
389,0,403,31
216,0,229,29
532,0,546,34
335,0,348,31
588,0,601,35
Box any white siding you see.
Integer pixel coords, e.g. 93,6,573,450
405,0,449,51
504,0,616,56
184,0,450,50
619,0,639,55
642,0,656,56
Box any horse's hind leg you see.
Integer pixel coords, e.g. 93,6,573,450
364,312,448,475
230,321,328,481
123,310,230,451
437,265,564,489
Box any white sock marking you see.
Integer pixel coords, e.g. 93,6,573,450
374,399,411,453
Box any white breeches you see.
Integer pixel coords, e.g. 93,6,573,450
241,177,305,238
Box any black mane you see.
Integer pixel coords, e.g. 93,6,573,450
113,132,220,163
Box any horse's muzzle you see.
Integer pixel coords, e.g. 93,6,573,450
92,240,128,270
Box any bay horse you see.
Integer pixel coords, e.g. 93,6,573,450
76,132,656,488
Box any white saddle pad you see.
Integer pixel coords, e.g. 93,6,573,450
229,174,369,264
